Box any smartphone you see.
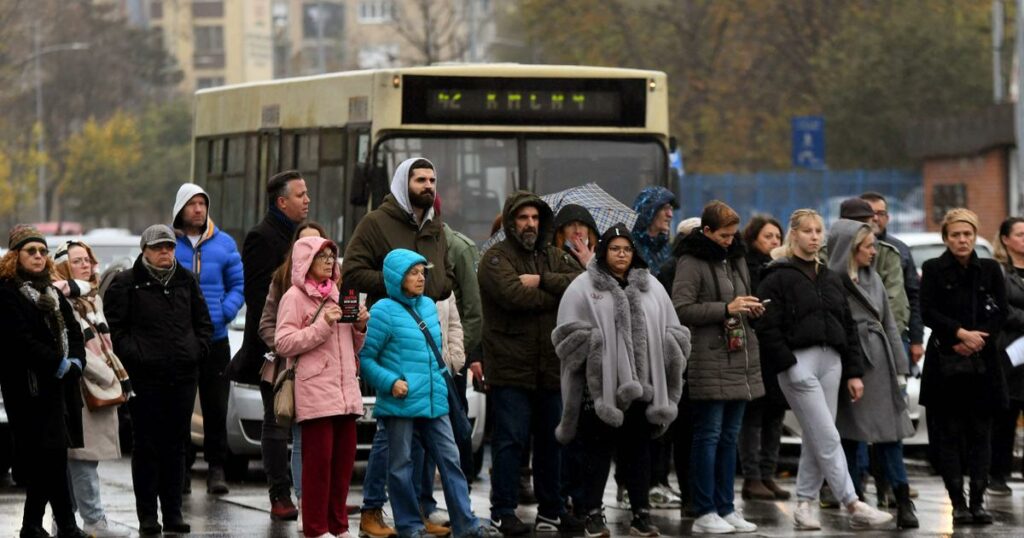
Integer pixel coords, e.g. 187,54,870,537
761,299,772,305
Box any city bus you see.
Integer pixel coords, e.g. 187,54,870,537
191,64,671,246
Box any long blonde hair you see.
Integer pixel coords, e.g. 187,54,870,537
847,225,874,282
778,208,824,262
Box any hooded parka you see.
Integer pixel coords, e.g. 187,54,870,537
477,192,583,390
672,231,764,401
274,237,364,423
343,157,455,304
827,220,914,442
359,249,450,418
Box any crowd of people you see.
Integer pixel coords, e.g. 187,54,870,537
2,155,1024,538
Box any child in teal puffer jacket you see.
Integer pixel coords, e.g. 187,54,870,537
359,248,489,538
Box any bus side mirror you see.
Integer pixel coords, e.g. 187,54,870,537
669,136,678,152
350,165,388,206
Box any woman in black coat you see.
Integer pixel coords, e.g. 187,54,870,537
919,209,1007,526
990,216,1024,494
736,215,790,501
104,225,213,536
0,225,88,538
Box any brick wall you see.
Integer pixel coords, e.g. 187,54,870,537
922,147,1008,241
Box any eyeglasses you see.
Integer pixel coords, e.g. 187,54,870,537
147,243,175,252
22,246,48,257
608,246,634,255
873,210,889,217
314,253,336,263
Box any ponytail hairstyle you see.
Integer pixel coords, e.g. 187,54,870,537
779,209,824,270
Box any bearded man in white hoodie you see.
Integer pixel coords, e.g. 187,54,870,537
171,182,244,496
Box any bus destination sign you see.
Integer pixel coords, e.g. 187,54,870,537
402,75,646,127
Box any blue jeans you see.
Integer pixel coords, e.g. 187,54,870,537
361,419,389,511
846,441,909,492
489,386,563,520
411,439,439,515
291,422,303,498
690,400,746,517
384,415,479,538
68,459,105,525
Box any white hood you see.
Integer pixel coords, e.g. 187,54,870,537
173,182,209,230
390,157,436,225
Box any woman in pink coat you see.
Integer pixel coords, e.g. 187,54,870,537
275,236,368,538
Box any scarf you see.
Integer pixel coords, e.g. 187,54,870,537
142,257,176,286
269,205,298,235
307,277,335,299
68,294,135,401
16,268,68,361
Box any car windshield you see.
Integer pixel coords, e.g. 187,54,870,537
376,136,666,245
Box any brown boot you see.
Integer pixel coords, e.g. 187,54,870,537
422,518,451,536
762,478,792,500
741,478,776,500
359,508,398,538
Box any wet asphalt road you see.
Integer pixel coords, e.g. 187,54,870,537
4,450,1024,537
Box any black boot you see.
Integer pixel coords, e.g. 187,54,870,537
970,480,994,525
893,483,919,529
947,479,972,526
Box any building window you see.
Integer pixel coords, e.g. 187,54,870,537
358,0,395,24
357,43,399,69
196,77,225,89
150,1,163,19
192,1,224,18
302,2,344,39
194,25,224,53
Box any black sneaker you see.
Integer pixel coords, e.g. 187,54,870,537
559,512,586,533
629,510,659,537
988,478,1012,497
584,511,610,538
534,514,560,533
492,514,531,536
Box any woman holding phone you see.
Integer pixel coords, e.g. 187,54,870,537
275,236,368,538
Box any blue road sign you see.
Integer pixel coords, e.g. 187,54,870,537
792,116,825,169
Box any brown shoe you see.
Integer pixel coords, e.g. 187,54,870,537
422,518,451,536
763,479,792,500
359,508,398,538
270,495,299,521
741,478,776,500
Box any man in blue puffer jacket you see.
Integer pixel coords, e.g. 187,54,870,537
360,248,491,538
172,182,244,495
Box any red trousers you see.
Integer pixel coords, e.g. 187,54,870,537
301,415,357,537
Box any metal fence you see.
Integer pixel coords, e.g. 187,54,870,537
678,169,924,235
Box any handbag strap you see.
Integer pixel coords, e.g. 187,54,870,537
398,302,447,374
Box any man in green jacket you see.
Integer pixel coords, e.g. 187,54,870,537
343,157,455,304
478,191,582,535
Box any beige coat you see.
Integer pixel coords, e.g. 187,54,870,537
67,295,122,461
436,295,465,373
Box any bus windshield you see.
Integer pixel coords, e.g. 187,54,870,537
376,136,666,244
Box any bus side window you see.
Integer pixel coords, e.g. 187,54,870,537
319,129,346,245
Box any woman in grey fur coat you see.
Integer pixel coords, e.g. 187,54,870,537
553,223,690,538
827,219,917,529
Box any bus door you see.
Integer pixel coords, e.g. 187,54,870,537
343,124,372,248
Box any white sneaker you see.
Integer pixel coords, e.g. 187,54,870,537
336,532,356,538
649,485,683,508
794,501,821,530
83,518,130,537
691,513,735,534
721,511,756,533
426,508,450,526
848,500,893,529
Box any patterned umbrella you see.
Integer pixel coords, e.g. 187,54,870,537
481,183,637,252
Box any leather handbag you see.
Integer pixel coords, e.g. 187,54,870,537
273,297,330,427
82,354,128,410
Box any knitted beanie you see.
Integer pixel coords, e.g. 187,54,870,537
9,224,45,250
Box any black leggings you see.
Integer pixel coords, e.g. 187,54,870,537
577,402,653,514
21,446,75,531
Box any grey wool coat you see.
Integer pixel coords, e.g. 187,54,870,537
828,220,914,443
552,261,691,444
671,232,765,401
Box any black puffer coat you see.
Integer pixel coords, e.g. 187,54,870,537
0,277,86,455
104,256,213,390
746,249,787,407
920,250,1007,411
998,263,1024,402
755,257,865,380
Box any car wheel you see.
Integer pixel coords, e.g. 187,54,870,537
224,452,249,481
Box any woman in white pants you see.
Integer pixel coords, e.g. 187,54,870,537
755,209,893,531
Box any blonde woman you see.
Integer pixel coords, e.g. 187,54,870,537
756,209,891,531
